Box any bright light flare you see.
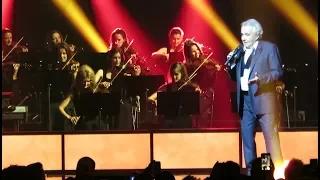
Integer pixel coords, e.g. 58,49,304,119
186,0,240,50
274,159,290,180
52,0,108,52
270,0,318,51
2,0,15,29
91,0,155,56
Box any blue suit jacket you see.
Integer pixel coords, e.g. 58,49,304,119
228,41,283,115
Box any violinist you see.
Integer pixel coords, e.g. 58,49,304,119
183,40,223,127
95,47,130,91
152,27,185,61
48,42,80,131
59,64,99,130
184,39,222,92
2,28,28,104
95,47,133,130
110,28,137,62
44,30,64,53
148,62,197,128
151,27,185,82
56,42,79,80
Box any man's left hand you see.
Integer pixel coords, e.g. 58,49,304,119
248,72,259,84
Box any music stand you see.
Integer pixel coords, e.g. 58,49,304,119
19,52,56,70
75,52,108,72
124,75,165,129
157,92,200,117
74,92,121,130
18,52,57,128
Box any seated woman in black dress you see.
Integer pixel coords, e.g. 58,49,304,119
148,62,199,129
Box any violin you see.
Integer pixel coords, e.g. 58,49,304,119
2,37,26,62
170,80,198,92
63,59,80,71
172,37,195,53
61,45,80,71
94,56,134,93
192,58,222,70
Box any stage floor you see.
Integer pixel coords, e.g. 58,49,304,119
2,128,318,179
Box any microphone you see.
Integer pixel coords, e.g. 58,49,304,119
224,45,243,66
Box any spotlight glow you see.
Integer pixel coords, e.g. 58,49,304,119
186,0,240,50
274,160,290,180
52,0,108,52
270,0,318,51
2,0,14,29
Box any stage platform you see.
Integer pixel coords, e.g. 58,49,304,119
2,128,318,180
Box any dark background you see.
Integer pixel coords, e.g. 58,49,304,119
10,0,318,121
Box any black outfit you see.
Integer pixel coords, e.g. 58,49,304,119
161,82,195,129
102,68,132,130
49,69,75,131
72,88,102,130
2,46,21,104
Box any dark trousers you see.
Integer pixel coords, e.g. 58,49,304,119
2,70,13,92
240,91,283,174
75,117,102,130
50,102,75,131
104,101,133,130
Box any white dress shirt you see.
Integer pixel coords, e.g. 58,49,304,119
240,41,259,91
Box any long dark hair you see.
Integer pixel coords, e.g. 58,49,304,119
169,62,189,82
45,30,64,52
56,42,71,62
110,28,128,49
183,39,204,64
107,47,125,69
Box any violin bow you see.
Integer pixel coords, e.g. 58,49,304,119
124,39,134,53
61,51,78,70
2,37,24,62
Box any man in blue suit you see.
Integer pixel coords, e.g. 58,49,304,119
226,18,284,174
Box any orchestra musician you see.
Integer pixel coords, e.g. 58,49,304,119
56,42,79,80
184,39,222,91
95,47,133,130
148,62,198,128
109,28,150,76
183,39,222,127
152,27,185,61
50,42,80,131
110,28,137,62
45,30,64,53
2,28,28,104
59,64,99,130
151,27,185,82
95,47,132,88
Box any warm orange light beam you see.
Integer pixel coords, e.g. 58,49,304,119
270,0,318,51
187,0,240,50
52,0,108,52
